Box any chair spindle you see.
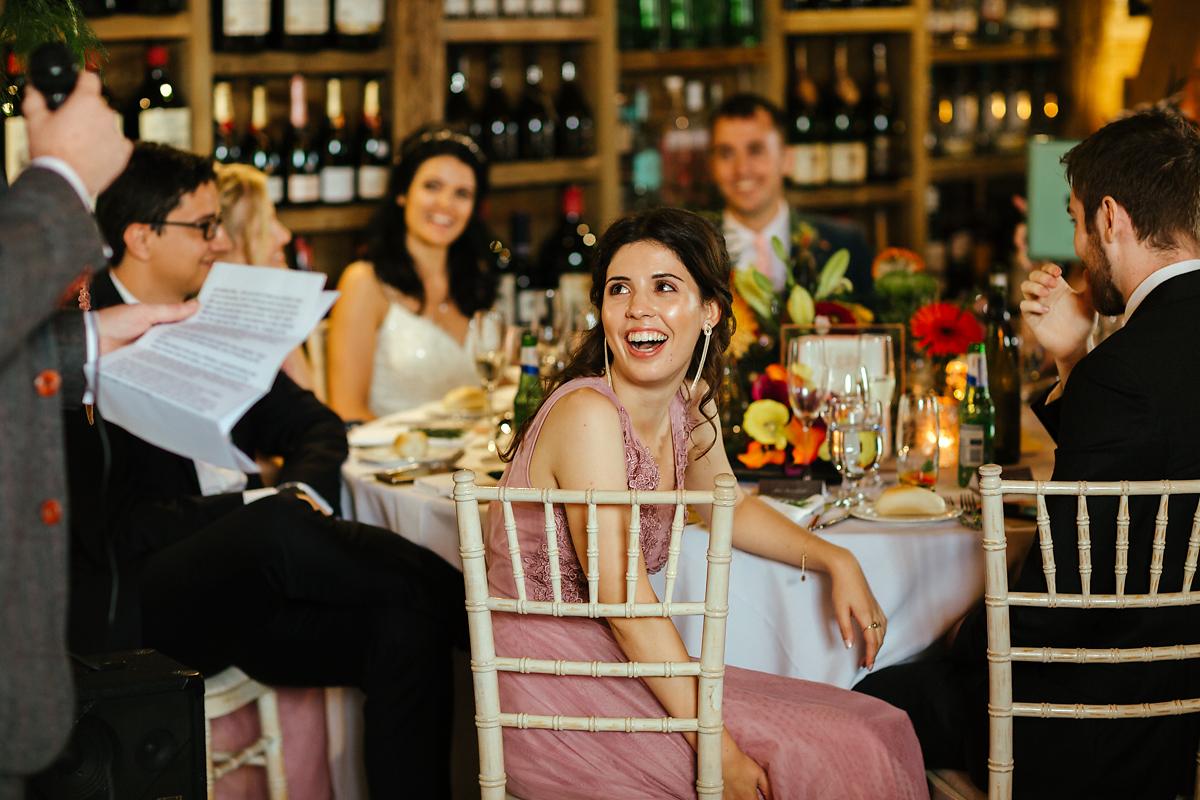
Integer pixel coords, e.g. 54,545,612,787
501,496,527,603
1185,500,1200,594
661,499,687,614
1036,487,1057,596
543,495,563,605
1150,487,1171,596
1076,486,1092,598
625,497,641,610
585,495,600,607
1116,487,1130,597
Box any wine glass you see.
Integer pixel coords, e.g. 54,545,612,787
896,391,941,488
785,336,829,433
467,309,509,423
827,397,883,506
860,333,896,492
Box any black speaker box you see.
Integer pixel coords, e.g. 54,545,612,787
29,649,206,800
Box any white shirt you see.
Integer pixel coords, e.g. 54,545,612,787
108,272,331,513
723,201,792,292
1123,258,1200,319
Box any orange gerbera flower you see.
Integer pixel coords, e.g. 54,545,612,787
786,418,826,465
729,290,759,359
910,302,984,357
737,441,787,469
871,246,925,278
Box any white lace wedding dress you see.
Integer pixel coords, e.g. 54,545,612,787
368,303,478,417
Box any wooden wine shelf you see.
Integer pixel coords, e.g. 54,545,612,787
781,7,918,36
931,41,1061,65
620,46,767,73
89,12,191,41
786,179,913,210
212,50,391,77
440,16,602,43
277,203,375,234
929,153,1028,181
489,156,601,188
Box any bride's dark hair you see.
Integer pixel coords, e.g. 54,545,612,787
503,207,734,461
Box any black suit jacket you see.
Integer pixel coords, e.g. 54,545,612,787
66,269,348,653
954,268,1200,798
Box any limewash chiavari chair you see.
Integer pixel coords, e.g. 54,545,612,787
973,464,1200,800
452,469,738,800
203,667,288,799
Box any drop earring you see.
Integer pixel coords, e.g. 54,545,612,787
689,321,712,395
603,342,613,390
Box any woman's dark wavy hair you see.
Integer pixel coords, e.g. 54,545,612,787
503,207,734,461
364,125,496,314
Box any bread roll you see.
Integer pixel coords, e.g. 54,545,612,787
442,385,487,415
875,485,946,516
393,430,429,460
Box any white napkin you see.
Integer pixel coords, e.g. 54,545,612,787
759,493,825,526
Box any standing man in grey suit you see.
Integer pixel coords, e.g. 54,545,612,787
0,71,197,799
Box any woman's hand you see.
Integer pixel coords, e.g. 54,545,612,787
722,733,771,800
828,548,888,669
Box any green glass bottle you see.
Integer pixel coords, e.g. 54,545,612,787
958,342,996,487
513,330,544,428
985,272,1022,464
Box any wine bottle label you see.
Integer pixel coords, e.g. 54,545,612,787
357,165,388,200
320,166,356,203
266,174,285,205
284,0,329,35
288,173,320,203
958,424,985,468
5,116,29,183
472,0,499,14
223,0,270,36
334,0,383,33
829,141,867,184
529,0,555,13
788,142,829,186
444,0,470,15
557,0,584,13
502,0,528,14
139,107,192,151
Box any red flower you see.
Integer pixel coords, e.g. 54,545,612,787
910,302,985,357
813,301,858,325
751,364,789,404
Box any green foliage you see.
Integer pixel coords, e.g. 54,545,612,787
813,248,850,300
0,0,102,70
873,269,939,326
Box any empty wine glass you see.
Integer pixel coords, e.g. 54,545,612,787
785,336,829,432
467,309,509,423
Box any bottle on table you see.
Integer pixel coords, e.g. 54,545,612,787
243,83,285,205
958,342,996,487
984,272,1022,464
787,41,829,189
212,81,242,165
357,79,391,201
319,77,355,204
513,330,543,428
284,74,321,206
125,45,191,150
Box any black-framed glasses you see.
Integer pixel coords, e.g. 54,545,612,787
156,214,225,241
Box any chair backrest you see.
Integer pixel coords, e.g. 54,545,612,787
452,469,738,800
978,464,1200,800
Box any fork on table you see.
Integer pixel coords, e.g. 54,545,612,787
957,491,982,530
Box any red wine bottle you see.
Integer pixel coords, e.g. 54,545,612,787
125,45,191,150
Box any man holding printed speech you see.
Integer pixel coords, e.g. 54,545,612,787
0,70,196,799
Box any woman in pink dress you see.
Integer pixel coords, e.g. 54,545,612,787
488,207,926,799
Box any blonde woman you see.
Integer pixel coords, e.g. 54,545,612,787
215,162,315,392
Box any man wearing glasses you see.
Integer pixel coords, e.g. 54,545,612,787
64,142,467,797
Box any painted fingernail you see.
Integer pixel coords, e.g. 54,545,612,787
844,639,853,649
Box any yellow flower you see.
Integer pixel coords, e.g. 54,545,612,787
729,291,758,359
743,399,790,449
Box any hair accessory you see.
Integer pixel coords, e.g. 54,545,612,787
402,127,487,165
689,321,713,395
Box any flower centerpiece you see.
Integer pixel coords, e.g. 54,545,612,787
723,222,871,474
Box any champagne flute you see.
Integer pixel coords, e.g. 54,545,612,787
468,309,508,423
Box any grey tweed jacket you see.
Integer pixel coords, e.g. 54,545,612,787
0,167,107,782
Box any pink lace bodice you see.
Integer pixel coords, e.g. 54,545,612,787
486,377,695,603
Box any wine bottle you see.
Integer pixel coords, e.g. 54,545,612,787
357,79,391,201
995,65,1031,154
512,329,543,428
667,0,699,50
213,0,271,52
695,0,724,48
243,83,285,205
472,0,499,15
275,0,329,50
555,49,594,157
1029,65,1061,137
629,85,663,209
635,0,667,49
556,0,584,16
979,0,1009,43
333,0,384,49
517,60,556,160
443,0,471,17
940,66,978,158
958,342,995,487
444,49,482,144
511,212,543,327
319,78,355,204
538,184,594,281
787,42,829,189
501,0,529,16
866,41,896,182
528,0,555,16
828,39,867,186
126,45,191,150
726,0,759,47
284,74,321,205
481,51,519,162
984,272,1022,464
2,52,28,186
978,64,1005,153
212,81,242,165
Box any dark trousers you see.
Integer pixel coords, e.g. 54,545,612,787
136,494,467,798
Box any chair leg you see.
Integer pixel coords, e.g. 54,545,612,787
256,690,288,800
205,717,215,800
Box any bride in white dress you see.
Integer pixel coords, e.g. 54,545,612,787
327,127,497,421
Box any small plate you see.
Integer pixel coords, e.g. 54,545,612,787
356,444,464,470
850,505,963,524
